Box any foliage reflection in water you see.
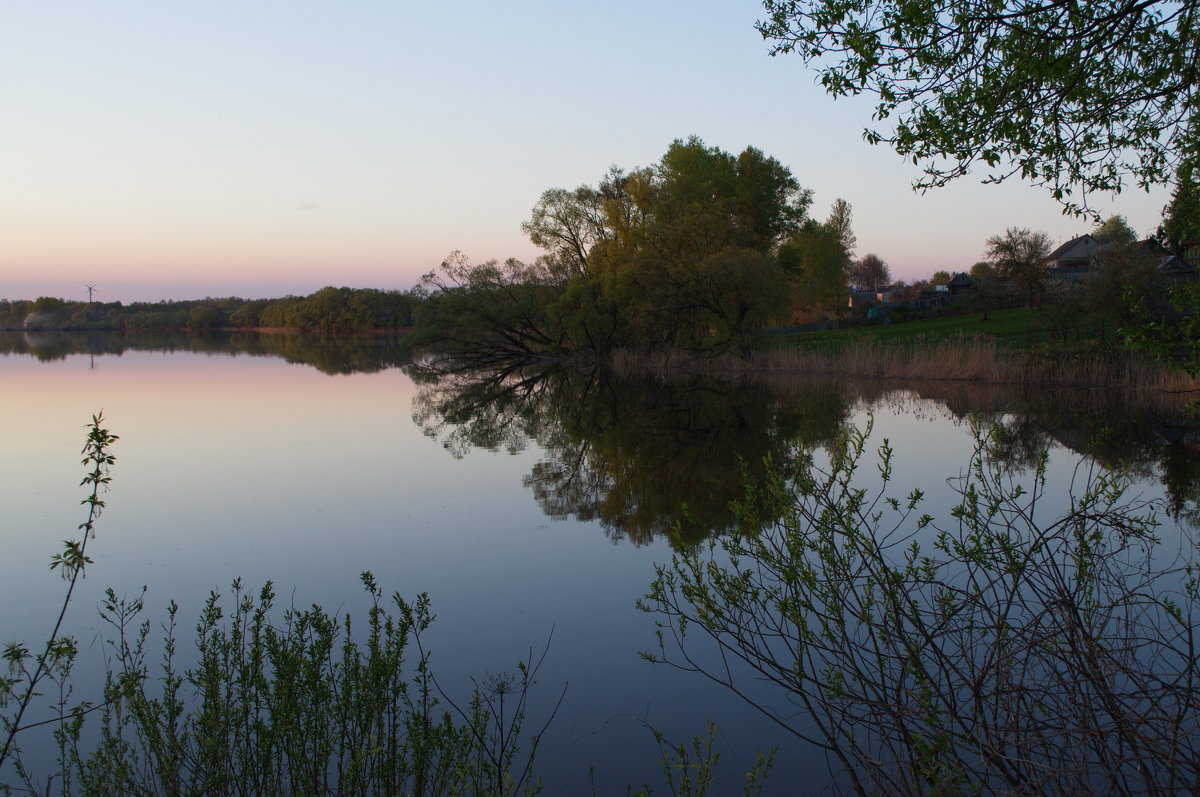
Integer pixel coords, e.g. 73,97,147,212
2,328,413,375
410,359,1200,546
410,365,851,545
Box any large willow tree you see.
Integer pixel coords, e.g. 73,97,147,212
420,138,824,361
528,137,814,351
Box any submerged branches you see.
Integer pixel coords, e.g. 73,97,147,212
415,252,567,370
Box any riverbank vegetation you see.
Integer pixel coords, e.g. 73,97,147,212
408,136,1197,384
413,137,827,364
761,307,1089,352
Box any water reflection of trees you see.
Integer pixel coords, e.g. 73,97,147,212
414,367,1200,544
411,367,852,545
14,327,1199,541
525,375,848,544
0,330,412,375
862,379,1200,524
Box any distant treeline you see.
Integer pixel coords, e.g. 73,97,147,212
1,286,422,332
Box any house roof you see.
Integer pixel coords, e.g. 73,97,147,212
1160,254,1196,273
1045,234,1102,265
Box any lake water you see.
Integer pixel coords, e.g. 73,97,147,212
2,331,1197,794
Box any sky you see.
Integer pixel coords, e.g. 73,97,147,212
1,1,1174,303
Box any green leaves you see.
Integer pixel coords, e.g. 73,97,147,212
2,413,118,782
49,541,93,580
69,577,554,796
513,137,814,355
757,0,1197,214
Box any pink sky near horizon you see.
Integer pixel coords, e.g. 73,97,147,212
0,1,1173,304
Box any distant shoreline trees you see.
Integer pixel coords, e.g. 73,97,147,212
1,287,422,334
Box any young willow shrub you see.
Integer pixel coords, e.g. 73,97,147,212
2,417,555,797
640,421,1200,795
71,575,552,797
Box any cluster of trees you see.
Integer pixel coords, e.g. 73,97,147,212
1,288,421,333
848,253,890,292
417,145,1190,366
418,137,866,361
0,297,223,331
230,287,420,331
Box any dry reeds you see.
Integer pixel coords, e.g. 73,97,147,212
610,338,1200,396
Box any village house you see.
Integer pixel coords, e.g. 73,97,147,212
1142,239,1199,284
1044,234,1198,285
1044,234,1107,283
946,272,972,295
848,274,972,320
847,288,896,309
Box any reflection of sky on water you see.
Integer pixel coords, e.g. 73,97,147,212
2,344,1194,794
4,349,775,791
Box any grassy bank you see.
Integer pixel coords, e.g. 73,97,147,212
755,307,1122,353
763,306,1128,350
759,308,1033,350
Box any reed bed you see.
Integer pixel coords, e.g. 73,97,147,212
611,337,1200,395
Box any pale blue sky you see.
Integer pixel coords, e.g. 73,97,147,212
1,1,1172,302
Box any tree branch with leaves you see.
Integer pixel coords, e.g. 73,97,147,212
1,414,118,785
758,0,1199,214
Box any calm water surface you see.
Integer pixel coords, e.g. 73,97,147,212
2,331,1197,793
